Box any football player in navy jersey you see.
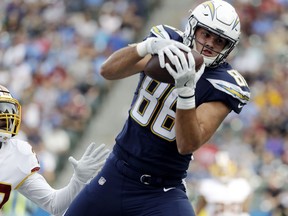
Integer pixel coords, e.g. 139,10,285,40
65,1,250,215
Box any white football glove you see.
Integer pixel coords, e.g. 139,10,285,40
162,45,198,109
136,37,191,58
69,143,110,183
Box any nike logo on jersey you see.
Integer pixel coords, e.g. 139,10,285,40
163,187,176,192
238,103,244,108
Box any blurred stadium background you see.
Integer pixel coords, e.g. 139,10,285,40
0,0,287,215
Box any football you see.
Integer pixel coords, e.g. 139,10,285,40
144,49,204,84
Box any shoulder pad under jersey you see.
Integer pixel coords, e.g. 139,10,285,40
149,24,183,41
10,139,40,174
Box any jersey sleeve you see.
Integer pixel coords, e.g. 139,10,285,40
198,64,250,114
13,139,40,188
18,172,86,216
146,24,184,42
206,78,250,113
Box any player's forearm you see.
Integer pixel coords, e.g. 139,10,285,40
100,46,148,80
175,102,231,154
19,173,85,216
175,109,203,154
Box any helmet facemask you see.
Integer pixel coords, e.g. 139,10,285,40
0,89,21,144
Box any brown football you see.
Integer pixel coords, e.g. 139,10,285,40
144,49,204,84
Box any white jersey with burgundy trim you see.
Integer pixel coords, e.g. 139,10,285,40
198,178,252,216
0,138,40,209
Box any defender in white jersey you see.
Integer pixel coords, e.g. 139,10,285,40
196,151,252,216
0,85,110,215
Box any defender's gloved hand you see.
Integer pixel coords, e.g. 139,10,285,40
162,45,198,109
69,143,110,183
136,37,191,58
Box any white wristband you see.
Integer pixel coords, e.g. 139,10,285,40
136,41,147,57
177,95,196,109
176,87,196,109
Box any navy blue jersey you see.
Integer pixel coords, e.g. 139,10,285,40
64,25,250,216
114,25,250,178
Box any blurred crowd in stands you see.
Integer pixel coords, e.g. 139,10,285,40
1,0,288,215
186,0,288,215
